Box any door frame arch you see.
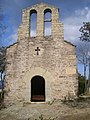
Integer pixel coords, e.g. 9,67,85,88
22,67,54,102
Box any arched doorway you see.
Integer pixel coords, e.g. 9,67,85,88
31,75,45,102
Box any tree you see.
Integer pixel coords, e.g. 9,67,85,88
79,22,90,42
78,73,85,95
0,47,6,72
0,6,7,73
79,22,90,92
77,43,90,92
0,47,6,100
0,6,6,101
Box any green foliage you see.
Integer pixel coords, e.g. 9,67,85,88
0,47,6,72
78,73,85,95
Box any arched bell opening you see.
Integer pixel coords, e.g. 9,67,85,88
44,8,52,36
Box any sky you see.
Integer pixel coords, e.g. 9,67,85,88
0,0,90,76
0,0,90,46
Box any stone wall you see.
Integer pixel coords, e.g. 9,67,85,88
4,3,78,105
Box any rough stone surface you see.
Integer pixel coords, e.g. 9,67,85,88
4,2,78,105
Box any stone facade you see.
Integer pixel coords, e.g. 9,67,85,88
5,2,78,105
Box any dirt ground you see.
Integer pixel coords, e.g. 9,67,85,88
0,99,90,120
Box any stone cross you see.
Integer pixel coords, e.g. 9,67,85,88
35,47,40,55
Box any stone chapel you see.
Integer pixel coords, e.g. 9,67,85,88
5,2,78,105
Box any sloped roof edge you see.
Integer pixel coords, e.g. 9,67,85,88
64,40,76,47
6,42,18,49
